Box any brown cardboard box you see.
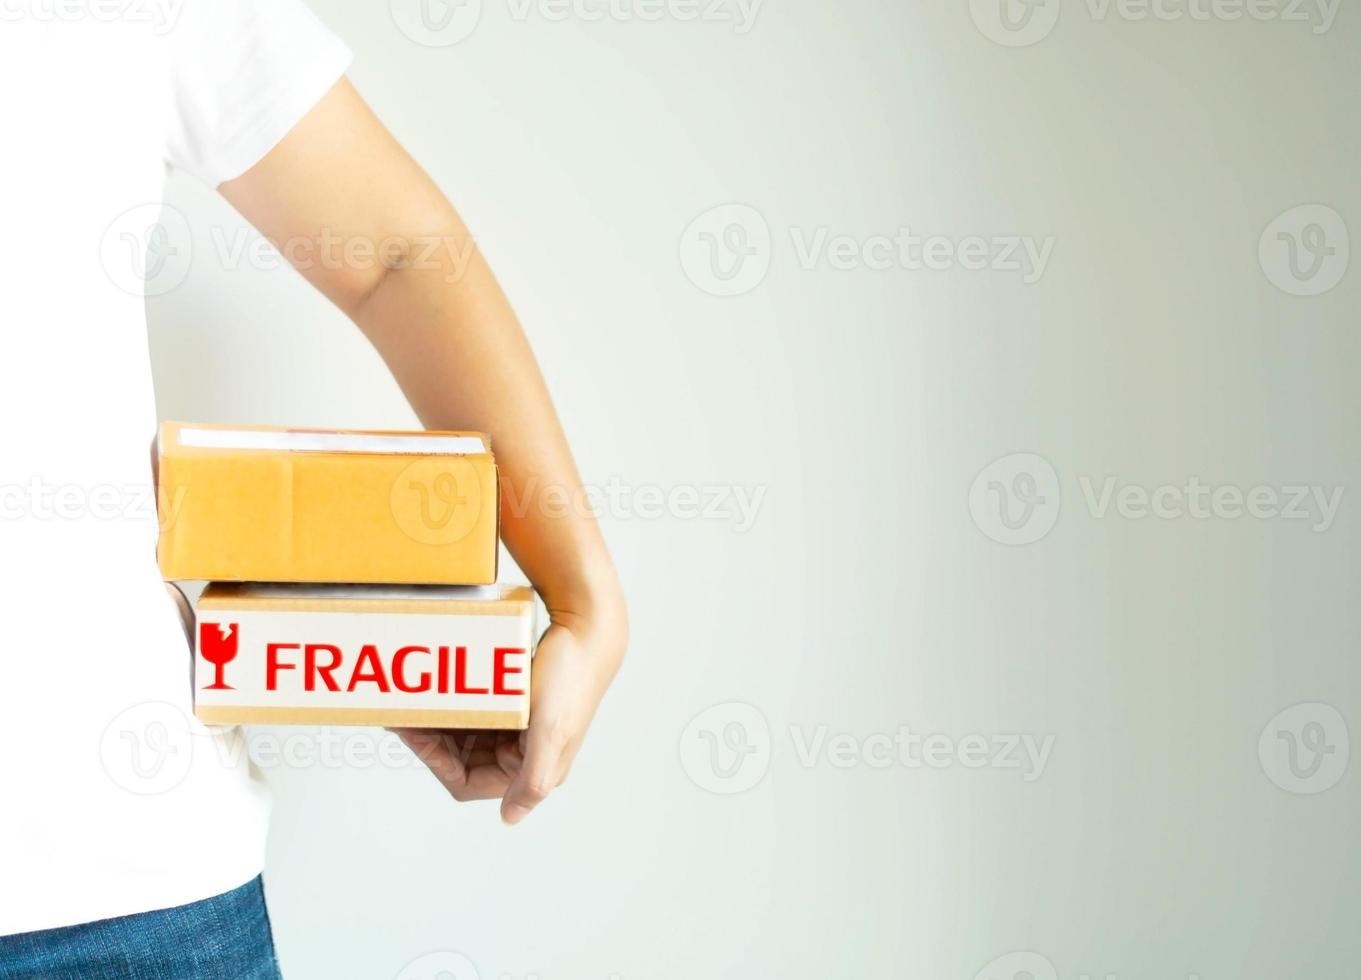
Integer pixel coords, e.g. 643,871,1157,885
195,582,535,729
157,422,498,585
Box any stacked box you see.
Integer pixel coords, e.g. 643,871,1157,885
157,422,533,730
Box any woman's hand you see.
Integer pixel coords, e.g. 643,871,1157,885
395,607,627,824
499,611,626,824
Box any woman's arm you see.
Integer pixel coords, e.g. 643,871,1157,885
218,78,627,825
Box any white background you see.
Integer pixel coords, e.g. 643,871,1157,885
148,2,1360,977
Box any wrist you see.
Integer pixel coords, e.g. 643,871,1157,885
545,581,628,655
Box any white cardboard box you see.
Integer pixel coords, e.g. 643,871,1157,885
194,583,535,729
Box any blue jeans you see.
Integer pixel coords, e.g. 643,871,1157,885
0,877,281,979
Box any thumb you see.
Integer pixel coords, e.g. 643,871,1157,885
500,719,566,826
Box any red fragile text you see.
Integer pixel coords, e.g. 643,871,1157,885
264,643,526,696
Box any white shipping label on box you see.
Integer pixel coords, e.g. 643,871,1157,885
194,596,534,729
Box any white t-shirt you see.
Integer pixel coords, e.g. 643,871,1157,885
0,0,351,935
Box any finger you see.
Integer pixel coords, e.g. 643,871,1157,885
400,729,496,767
495,737,524,779
455,735,502,770
395,728,460,775
396,729,470,797
451,763,514,801
395,729,518,802
501,719,570,825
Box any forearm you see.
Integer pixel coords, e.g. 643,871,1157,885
353,230,624,632
219,81,621,631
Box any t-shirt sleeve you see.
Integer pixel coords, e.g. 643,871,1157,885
165,0,353,187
